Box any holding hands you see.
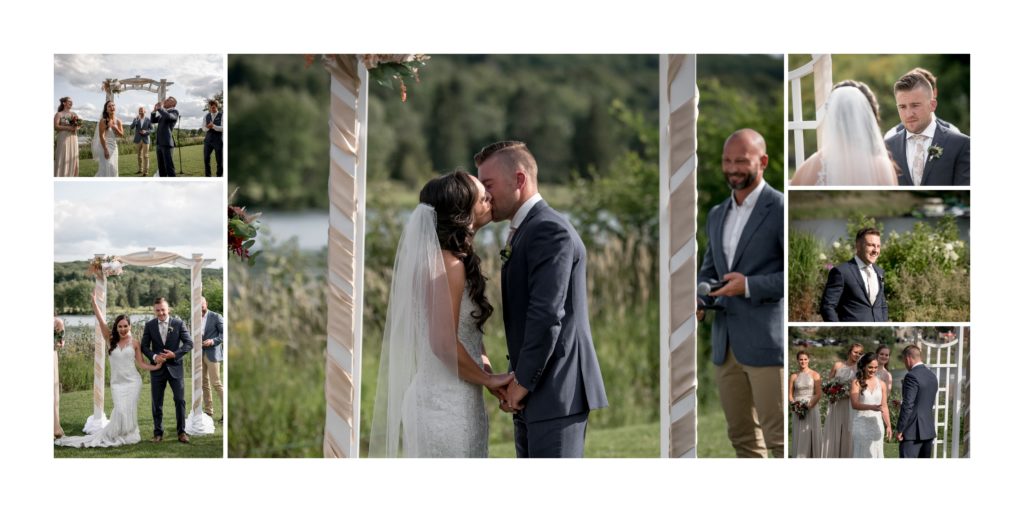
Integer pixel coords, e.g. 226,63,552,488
484,371,518,413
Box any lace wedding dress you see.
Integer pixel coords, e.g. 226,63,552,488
56,343,142,448
401,289,488,457
852,376,885,458
95,124,119,177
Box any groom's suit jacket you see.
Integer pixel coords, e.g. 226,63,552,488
501,200,608,424
150,107,179,147
885,122,970,186
698,183,785,367
141,317,193,379
896,363,938,441
819,258,889,322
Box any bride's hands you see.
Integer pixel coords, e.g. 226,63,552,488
886,425,892,441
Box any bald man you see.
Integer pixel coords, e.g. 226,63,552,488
697,129,785,457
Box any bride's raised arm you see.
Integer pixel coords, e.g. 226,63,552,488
91,291,111,341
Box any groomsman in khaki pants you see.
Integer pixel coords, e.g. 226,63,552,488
697,129,785,457
199,297,225,422
130,106,152,176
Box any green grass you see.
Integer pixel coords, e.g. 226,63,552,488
697,401,735,458
78,144,220,178
54,385,223,458
489,421,658,458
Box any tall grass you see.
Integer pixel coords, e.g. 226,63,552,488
58,323,196,392
228,214,659,458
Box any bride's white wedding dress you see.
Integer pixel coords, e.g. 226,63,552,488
95,124,119,177
402,289,488,457
852,376,884,458
55,343,141,448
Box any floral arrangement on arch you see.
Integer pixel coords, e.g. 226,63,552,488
228,189,261,265
307,54,430,102
87,255,124,278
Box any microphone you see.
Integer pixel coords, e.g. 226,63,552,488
697,280,726,311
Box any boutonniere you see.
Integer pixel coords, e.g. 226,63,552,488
927,145,943,161
168,325,175,334
500,242,512,263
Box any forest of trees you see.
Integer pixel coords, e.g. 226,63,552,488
54,261,224,315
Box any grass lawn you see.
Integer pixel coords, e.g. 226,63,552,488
698,401,738,458
78,144,221,178
489,421,659,458
55,385,223,458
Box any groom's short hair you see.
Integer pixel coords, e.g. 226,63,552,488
856,227,881,243
153,297,169,306
474,141,538,181
894,72,933,96
902,345,922,361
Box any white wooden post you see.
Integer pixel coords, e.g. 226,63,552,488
787,54,832,168
185,253,215,435
660,54,698,458
84,254,109,433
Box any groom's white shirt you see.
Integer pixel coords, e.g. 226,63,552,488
510,192,543,234
904,117,938,155
911,361,925,370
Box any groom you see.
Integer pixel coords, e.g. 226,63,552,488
819,227,889,322
151,97,180,177
895,345,938,458
141,297,193,443
476,140,608,458
884,71,970,186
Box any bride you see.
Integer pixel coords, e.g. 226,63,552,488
94,100,123,177
56,292,162,448
850,351,891,458
791,82,898,186
369,170,513,458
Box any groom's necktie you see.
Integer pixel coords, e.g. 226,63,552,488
505,227,517,248
864,265,877,305
910,134,928,186
159,321,168,344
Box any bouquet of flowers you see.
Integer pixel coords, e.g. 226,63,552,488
87,255,123,278
820,377,850,404
228,190,261,265
54,328,64,350
63,113,82,128
789,400,809,420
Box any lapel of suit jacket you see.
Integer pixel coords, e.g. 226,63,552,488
891,131,911,186
873,263,884,299
848,258,870,301
730,184,773,271
512,200,547,249
921,123,949,185
710,197,730,275
150,320,163,349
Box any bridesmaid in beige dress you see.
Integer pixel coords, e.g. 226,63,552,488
788,350,822,458
54,316,65,439
821,342,862,458
54,97,81,177
876,344,893,391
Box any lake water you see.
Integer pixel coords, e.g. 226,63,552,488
790,216,970,245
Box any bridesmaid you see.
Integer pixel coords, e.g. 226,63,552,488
821,342,862,458
876,344,893,391
54,316,65,439
788,350,822,458
54,97,81,177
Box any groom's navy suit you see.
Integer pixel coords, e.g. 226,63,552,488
141,316,193,436
820,258,889,322
896,363,938,458
151,106,179,177
502,199,608,457
885,122,970,186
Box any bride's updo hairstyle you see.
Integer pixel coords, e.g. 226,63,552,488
855,351,878,396
832,80,880,123
419,170,493,332
108,314,130,355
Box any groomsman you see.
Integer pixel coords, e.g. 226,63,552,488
199,297,224,422
130,106,152,176
151,97,179,177
202,100,223,177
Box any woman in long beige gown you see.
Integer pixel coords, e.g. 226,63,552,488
789,350,822,457
821,343,863,458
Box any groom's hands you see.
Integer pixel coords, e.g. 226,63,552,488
709,272,746,297
506,377,529,411
161,349,176,360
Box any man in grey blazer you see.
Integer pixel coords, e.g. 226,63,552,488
697,129,784,458
820,227,889,322
476,140,608,458
896,345,938,458
199,297,224,421
129,106,152,176
884,71,969,186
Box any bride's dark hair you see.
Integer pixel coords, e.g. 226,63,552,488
855,351,878,396
107,315,130,355
101,100,114,123
419,170,493,332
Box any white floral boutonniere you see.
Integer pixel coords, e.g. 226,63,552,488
168,325,175,335
927,145,943,161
